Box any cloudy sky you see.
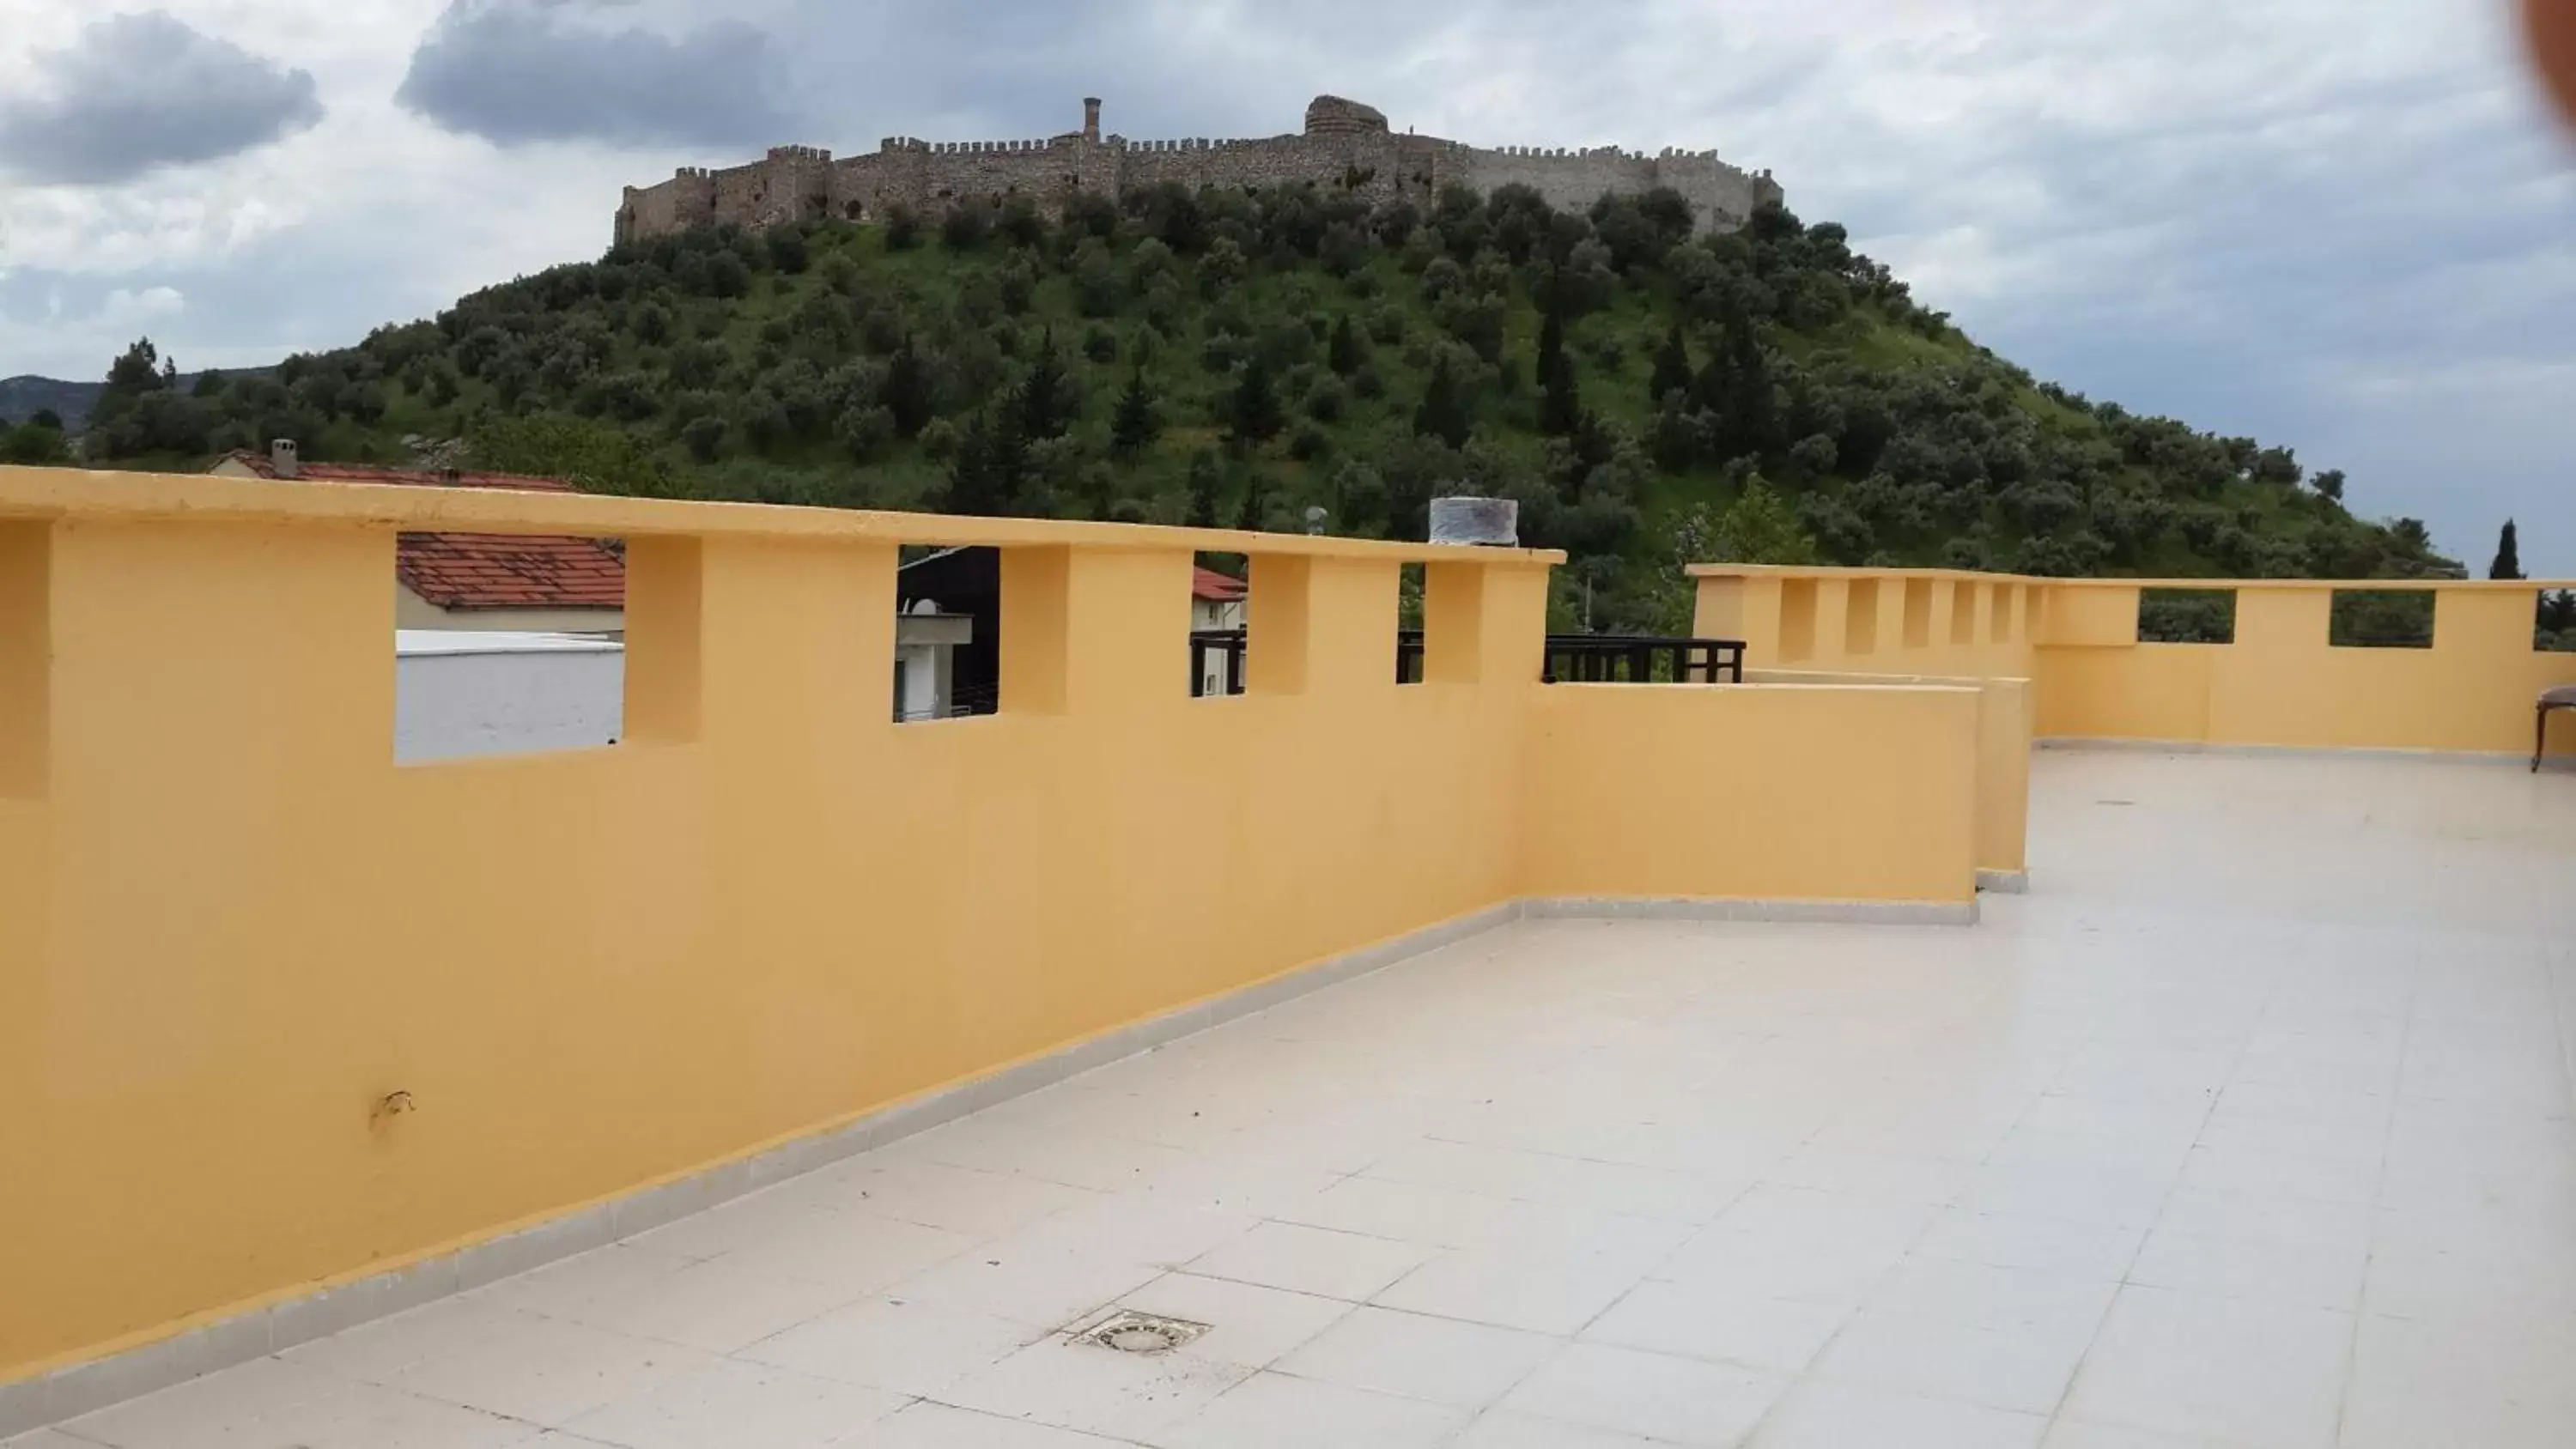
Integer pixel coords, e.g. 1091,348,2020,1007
0,0,2569,570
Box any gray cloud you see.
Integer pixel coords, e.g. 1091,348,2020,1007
0,11,323,185
398,1,799,149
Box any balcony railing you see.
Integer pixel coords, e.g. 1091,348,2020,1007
1191,629,1747,698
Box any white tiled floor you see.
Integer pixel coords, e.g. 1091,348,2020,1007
19,750,2576,1447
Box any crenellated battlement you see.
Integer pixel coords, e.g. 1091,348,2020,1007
617,94,1783,243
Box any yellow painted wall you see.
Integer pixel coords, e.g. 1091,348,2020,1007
1520,683,1980,904
1696,567,2576,759
0,467,1990,1382
1750,670,2029,877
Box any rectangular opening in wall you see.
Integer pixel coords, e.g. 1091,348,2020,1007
393,528,629,764
1990,585,2018,644
2330,590,2434,649
1950,582,1978,646
1844,579,1880,655
1778,579,1818,663
2138,588,2238,644
1396,561,1425,684
1902,579,1933,649
895,545,999,720
0,521,46,798
1189,551,1248,698
2537,589,2576,653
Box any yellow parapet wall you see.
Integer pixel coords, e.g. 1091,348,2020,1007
1520,683,1981,905
1696,566,2576,759
0,466,1990,1385
1745,670,2029,883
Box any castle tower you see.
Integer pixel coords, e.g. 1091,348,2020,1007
1083,97,1102,142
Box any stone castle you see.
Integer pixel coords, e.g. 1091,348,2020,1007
616,95,1783,246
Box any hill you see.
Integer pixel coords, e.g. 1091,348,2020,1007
2,367,271,430
64,183,2456,630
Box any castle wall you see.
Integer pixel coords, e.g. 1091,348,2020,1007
613,100,1782,247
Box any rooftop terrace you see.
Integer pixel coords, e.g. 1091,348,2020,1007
8,750,2572,1448
3,467,2573,1446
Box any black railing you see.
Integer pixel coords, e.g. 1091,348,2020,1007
1190,630,1247,698
1191,629,1745,698
1541,634,1746,684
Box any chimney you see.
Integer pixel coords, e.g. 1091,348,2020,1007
269,438,300,480
1083,96,1103,142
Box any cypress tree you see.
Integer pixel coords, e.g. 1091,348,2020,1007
1327,313,1365,376
1535,303,1582,437
1015,327,1070,440
1649,323,1692,406
1109,364,1159,457
1413,353,1472,449
1227,355,1285,446
2491,518,2524,580
881,334,933,437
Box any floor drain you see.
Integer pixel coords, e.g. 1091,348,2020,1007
1073,1311,1212,1355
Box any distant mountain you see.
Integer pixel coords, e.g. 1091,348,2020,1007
0,376,102,429
2,368,271,429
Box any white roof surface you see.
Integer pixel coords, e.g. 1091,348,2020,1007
394,630,623,658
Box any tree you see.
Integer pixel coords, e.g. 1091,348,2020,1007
1534,301,1582,437
880,335,933,437
1227,355,1285,447
765,228,809,273
1327,313,1365,376
2313,469,2346,502
680,414,726,463
2491,518,2525,580
1698,300,1777,459
0,421,71,464
1185,449,1224,528
1014,329,1072,440
945,408,1024,516
1692,475,1817,565
1413,352,1472,448
1236,470,1270,533
1649,324,1692,406
1109,365,1160,457
103,337,168,398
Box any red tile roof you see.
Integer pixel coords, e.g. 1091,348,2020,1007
1193,566,1247,603
216,451,624,613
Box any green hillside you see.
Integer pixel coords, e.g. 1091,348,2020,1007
59,182,2457,630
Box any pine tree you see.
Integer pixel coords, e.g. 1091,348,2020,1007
1015,328,1071,440
102,338,167,397
1649,324,1692,406
1109,365,1159,457
2491,518,2524,580
1413,353,1472,448
1327,313,1364,376
1535,303,1582,437
881,335,933,437
1227,355,1285,446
